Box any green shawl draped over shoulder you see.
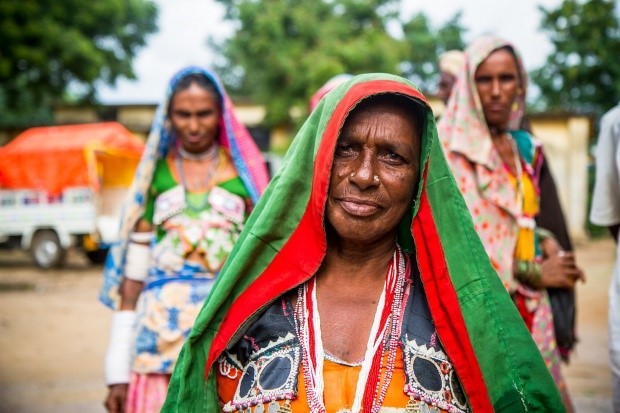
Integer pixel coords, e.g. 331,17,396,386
163,74,564,412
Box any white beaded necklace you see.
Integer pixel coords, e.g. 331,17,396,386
177,142,219,161
294,246,408,413
175,143,220,211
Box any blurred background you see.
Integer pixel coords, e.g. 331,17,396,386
0,0,618,411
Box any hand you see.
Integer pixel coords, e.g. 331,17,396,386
540,251,585,289
104,383,128,413
540,236,562,259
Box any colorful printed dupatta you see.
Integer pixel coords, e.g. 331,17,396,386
98,66,269,310
437,35,542,289
162,73,564,412
438,35,527,168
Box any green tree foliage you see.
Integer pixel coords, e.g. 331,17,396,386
401,11,466,92
213,0,403,125
0,0,158,126
213,0,464,126
532,0,620,115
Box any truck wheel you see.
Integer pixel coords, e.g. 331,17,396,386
85,248,108,265
30,230,66,268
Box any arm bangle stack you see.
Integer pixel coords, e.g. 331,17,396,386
129,231,154,244
514,259,543,289
104,311,137,385
535,227,555,242
124,242,151,282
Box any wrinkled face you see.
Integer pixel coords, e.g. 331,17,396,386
169,83,221,154
326,97,421,247
437,71,456,105
474,48,521,132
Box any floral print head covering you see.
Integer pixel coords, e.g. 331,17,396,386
438,35,528,169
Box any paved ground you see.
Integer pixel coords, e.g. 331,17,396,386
564,238,614,412
0,237,614,412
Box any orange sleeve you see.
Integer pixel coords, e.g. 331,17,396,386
216,362,242,404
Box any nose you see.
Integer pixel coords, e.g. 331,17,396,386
491,78,501,98
188,115,200,133
349,150,379,189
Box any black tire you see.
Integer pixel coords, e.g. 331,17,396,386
85,248,108,265
30,230,66,269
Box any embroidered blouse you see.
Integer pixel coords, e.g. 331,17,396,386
132,148,250,374
216,266,470,413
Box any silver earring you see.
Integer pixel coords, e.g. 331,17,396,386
373,175,380,182
350,172,355,178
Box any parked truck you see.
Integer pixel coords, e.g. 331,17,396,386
0,122,144,268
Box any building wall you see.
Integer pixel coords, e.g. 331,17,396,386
530,115,592,240
44,101,594,239
55,107,99,124
116,106,155,137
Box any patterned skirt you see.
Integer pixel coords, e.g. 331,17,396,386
126,372,171,413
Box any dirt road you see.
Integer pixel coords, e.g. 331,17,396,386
0,238,615,412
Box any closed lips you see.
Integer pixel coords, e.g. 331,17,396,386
337,198,383,216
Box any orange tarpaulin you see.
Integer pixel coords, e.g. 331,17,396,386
0,122,145,195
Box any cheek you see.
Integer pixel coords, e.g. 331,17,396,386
394,168,417,187
204,117,219,131
170,116,185,132
508,88,519,102
480,90,492,104
328,162,349,188
324,192,343,232
327,172,345,201
388,170,418,203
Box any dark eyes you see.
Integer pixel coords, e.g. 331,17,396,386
385,152,406,163
334,143,406,164
475,76,492,85
172,109,215,119
334,144,355,157
196,110,216,117
475,74,517,85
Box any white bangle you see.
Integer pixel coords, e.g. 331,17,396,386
104,311,137,385
125,242,151,282
129,231,154,244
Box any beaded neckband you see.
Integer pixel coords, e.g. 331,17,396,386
177,142,219,161
294,246,409,413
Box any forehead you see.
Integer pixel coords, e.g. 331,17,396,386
341,96,422,138
477,48,518,72
170,84,219,108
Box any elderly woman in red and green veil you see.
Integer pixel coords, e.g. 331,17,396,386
162,74,564,412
